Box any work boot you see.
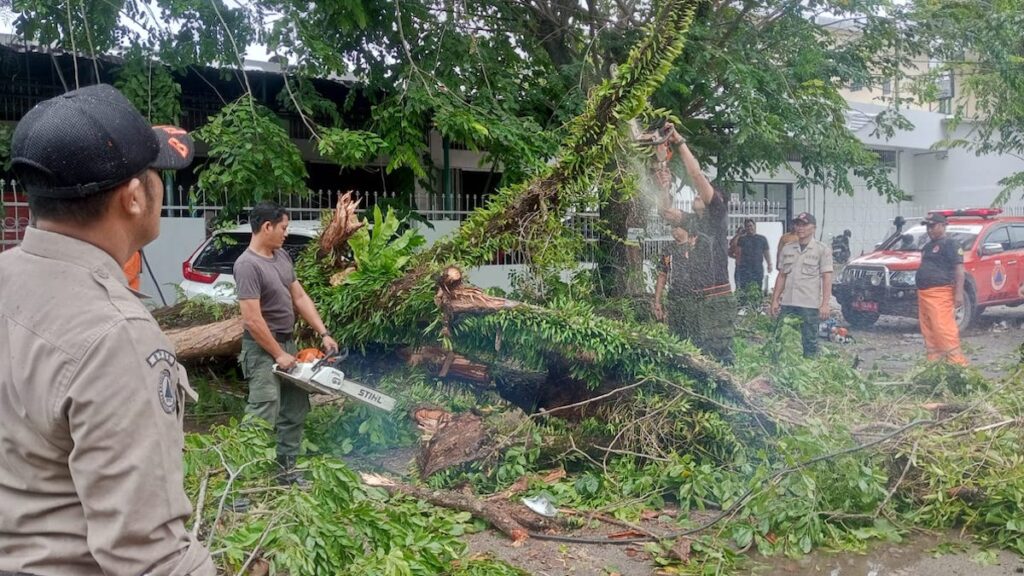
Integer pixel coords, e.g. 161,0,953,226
275,454,311,490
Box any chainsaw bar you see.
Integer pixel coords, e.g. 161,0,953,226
272,363,396,412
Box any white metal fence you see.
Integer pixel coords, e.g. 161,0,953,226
2,182,785,260
641,199,786,263
163,187,507,222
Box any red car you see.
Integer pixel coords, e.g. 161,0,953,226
833,208,1024,329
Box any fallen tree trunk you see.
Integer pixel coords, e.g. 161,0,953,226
159,0,784,455
431,265,770,419
166,317,244,361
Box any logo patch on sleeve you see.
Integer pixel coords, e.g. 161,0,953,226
158,369,176,414
147,349,177,368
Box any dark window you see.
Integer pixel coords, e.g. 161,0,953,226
983,226,1011,251
192,232,312,274
1010,225,1024,250
870,149,898,169
882,225,978,252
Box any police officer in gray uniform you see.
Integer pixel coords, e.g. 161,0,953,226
770,212,834,357
0,85,214,575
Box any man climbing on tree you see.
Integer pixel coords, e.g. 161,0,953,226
652,125,735,364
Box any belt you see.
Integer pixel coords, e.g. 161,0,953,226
696,283,733,298
243,330,294,343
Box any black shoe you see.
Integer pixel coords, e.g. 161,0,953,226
275,454,312,490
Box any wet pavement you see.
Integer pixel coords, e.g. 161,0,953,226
753,533,1024,575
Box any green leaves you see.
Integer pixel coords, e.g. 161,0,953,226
114,51,183,125
0,124,13,172
194,99,308,222
347,205,426,277
317,128,387,168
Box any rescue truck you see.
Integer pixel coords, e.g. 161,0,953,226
833,208,1024,329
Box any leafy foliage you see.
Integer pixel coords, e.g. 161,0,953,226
0,124,12,172
184,421,512,575
114,51,183,125
193,100,308,220
909,0,1024,205
317,127,387,169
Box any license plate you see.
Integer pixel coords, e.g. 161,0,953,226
852,300,878,313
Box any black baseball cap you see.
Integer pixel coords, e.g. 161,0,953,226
10,84,195,198
923,213,948,225
793,212,816,225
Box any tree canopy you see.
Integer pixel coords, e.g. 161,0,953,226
5,0,931,209
908,0,1024,204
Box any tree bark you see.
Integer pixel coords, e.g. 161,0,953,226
398,347,491,383
596,189,648,298
360,473,531,543
166,317,244,362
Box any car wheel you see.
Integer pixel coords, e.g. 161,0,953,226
955,285,978,330
842,306,880,328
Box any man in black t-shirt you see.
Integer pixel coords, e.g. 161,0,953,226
915,213,967,365
734,218,772,300
652,126,735,364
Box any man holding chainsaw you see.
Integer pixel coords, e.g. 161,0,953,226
235,202,338,486
651,125,736,364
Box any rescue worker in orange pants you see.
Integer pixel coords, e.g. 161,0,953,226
916,213,968,365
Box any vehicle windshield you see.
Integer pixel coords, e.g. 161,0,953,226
192,232,312,274
879,224,980,253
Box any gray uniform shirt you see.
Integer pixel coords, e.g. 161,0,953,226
234,248,296,334
0,227,214,576
778,239,834,309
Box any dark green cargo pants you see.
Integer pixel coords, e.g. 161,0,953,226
666,289,736,365
780,305,819,357
239,338,309,458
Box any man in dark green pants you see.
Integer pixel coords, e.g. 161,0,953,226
235,202,338,486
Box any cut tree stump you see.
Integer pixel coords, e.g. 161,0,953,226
413,407,492,478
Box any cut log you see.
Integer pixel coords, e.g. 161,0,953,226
361,473,530,543
166,317,244,362
399,347,491,384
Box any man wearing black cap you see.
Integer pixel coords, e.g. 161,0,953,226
916,213,967,365
770,212,834,357
0,85,214,575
